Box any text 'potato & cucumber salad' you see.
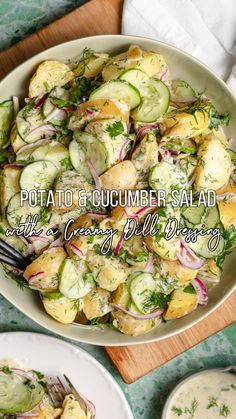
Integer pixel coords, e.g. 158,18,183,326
0,44,236,337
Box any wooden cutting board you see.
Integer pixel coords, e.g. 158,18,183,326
0,0,235,384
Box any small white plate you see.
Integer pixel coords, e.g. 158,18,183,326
0,332,133,419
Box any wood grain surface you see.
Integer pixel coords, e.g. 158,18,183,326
0,0,235,384
0,0,123,80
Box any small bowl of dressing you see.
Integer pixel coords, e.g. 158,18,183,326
162,366,236,419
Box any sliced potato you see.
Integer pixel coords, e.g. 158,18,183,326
157,259,198,285
163,288,198,320
24,247,67,291
218,201,236,229
61,394,87,419
29,60,74,98
69,98,129,130
112,310,160,336
145,235,180,261
86,250,129,292
42,295,77,324
111,283,130,309
73,52,109,78
100,160,138,190
82,287,111,320
131,133,159,176
0,166,21,214
163,110,209,140
102,45,166,81
195,134,232,191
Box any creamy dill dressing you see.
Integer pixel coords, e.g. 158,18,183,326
166,371,236,418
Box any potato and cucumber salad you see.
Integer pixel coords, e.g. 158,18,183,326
0,44,236,337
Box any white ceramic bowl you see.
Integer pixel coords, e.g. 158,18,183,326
0,35,235,346
161,366,236,418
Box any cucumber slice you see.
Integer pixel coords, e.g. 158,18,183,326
204,205,220,229
90,80,141,109
130,272,156,314
0,99,14,148
30,141,70,170
163,138,197,154
187,233,225,259
59,258,95,299
0,220,26,254
171,79,195,100
16,106,44,144
74,131,109,175
119,68,150,96
128,301,142,314
228,149,236,166
181,203,205,225
132,78,170,122
41,291,63,300
0,371,45,414
19,160,58,191
6,192,46,229
149,161,187,197
69,138,93,181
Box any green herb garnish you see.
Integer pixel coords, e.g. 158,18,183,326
106,120,124,138
215,225,236,269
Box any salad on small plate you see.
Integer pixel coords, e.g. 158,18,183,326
0,332,133,419
0,44,236,337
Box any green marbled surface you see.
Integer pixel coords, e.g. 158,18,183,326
0,1,236,418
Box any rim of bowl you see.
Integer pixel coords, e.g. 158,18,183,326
0,34,236,346
161,365,236,419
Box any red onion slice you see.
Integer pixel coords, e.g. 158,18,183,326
159,66,169,81
114,233,124,256
111,303,163,319
28,271,44,282
86,159,102,191
136,124,161,140
35,93,48,109
192,277,208,305
24,124,58,141
145,253,154,272
177,239,205,269
119,140,130,162
69,243,84,258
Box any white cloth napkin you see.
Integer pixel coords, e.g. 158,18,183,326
122,0,236,93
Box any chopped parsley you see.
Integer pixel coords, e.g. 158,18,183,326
69,77,91,105
135,249,149,262
60,156,73,170
106,120,124,138
183,284,196,294
1,366,12,374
